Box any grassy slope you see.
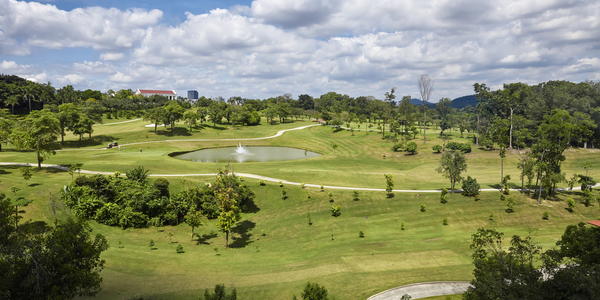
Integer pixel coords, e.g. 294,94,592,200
1,119,599,299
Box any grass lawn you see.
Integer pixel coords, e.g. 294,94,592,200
1,118,599,299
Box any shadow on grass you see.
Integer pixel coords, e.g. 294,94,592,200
242,197,260,214
154,127,192,137
20,220,51,234
230,220,255,248
387,193,395,198
196,232,218,245
61,135,117,148
29,183,42,188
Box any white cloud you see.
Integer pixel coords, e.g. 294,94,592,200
0,0,162,51
57,74,86,85
100,53,125,61
109,72,133,83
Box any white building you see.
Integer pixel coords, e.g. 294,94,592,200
135,89,177,100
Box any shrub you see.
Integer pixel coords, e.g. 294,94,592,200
307,192,311,199
301,182,306,188
353,190,359,201
307,213,312,225
176,244,184,253
392,143,404,152
259,179,266,186
281,189,288,200
359,230,364,238
542,211,549,220
149,239,154,248
320,185,324,191
299,282,328,300
420,203,426,212
125,166,149,183
566,198,575,212
474,194,480,201
440,188,448,204
432,145,442,153
446,142,471,153
506,197,516,213
442,218,448,226
489,214,494,221
203,284,237,300
503,175,511,195
328,191,334,203
462,176,480,196
406,142,418,154
153,178,170,198
331,205,341,217
500,194,506,201
401,222,405,230
279,181,284,187
583,189,594,207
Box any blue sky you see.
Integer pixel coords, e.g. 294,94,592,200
1,0,599,101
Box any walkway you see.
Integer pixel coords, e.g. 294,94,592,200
57,124,320,151
94,118,142,126
368,281,471,300
1,162,598,193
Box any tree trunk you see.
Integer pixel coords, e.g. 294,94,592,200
191,227,195,242
501,154,504,192
423,104,427,143
521,157,525,194
509,108,513,149
37,144,41,170
537,149,546,204
61,129,64,144
28,97,31,113
476,113,480,146
225,229,229,248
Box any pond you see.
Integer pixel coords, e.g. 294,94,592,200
172,145,322,163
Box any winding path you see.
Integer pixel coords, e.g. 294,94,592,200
367,281,471,300
57,123,321,151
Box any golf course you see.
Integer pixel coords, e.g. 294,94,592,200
1,116,598,300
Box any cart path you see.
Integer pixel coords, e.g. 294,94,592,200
367,281,471,300
94,118,142,126
57,123,321,151
2,162,598,193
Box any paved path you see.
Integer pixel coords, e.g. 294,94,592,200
2,162,598,193
94,118,142,126
57,124,321,151
368,281,471,300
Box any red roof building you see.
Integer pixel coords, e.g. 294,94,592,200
135,89,177,100
587,220,600,227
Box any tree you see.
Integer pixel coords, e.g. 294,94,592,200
71,114,94,145
406,141,418,154
183,111,200,132
184,209,203,242
11,110,61,169
384,174,394,195
491,117,510,189
161,101,185,134
0,109,15,152
437,151,467,194
125,166,150,183
462,176,480,196
208,103,223,128
418,74,434,143
215,171,241,248
382,87,396,139
5,94,20,114
203,284,237,300
436,98,453,136
463,228,542,300
20,166,33,187
0,204,109,300
299,282,329,300
143,107,165,133
57,103,81,144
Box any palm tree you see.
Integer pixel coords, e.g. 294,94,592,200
5,95,20,114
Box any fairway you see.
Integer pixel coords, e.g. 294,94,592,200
2,118,599,300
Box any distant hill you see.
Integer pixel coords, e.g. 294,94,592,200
409,95,478,110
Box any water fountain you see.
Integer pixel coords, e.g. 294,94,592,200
236,143,249,155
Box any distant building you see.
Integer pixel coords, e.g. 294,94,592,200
187,90,199,100
135,89,177,100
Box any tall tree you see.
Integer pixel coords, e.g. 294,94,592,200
418,74,434,143
382,87,396,139
215,171,241,248
57,103,81,144
11,110,61,169
161,101,185,135
436,150,467,194
436,97,453,136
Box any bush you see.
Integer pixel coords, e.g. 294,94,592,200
331,205,341,217
489,214,494,221
299,282,328,300
301,182,305,188
446,142,471,153
279,181,284,187
583,189,594,207
203,284,237,300
176,244,184,253
432,145,442,153
506,197,516,213
462,176,480,196
406,142,418,154
392,143,404,152
153,178,170,198
542,211,549,220
259,179,266,186
352,190,359,201
359,230,364,238
401,222,405,230
420,203,426,212
125,166,149,183
440,188,448,204
281,189,288,200
442,218,448,226
566,198,575,212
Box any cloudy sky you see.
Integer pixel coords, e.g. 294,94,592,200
1,0,599,101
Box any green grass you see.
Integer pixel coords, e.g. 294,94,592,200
1,119,600,299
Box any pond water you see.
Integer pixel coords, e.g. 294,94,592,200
173,146,322,163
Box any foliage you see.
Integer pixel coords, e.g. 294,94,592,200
214,170,242,248
299,282,328,300
259,179,265,186
440,188,448,204
437,151,467,194
445,142,471,153
176,244,184,253
281,189,288,200
461,176,480,196
565,198,575,212
442,218,448,226
432,145,442,153
359,230,364,238
391,143,404,152
10,109,61,169
420,203,426,212
20,166,33,187
331,205,341,217
0,200,109,300
153,177,170,198
405,142,418,154
578,174,596,191
384,174,394,194
506,197,516,213
203,284,237,300
582,189,594,207
401,222,405,230
352,190,359,201
126,166,150,183
502,175,511,195
542,211,549,220
184,209,203,242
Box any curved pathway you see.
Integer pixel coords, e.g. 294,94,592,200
57,123,320,151
94,118,142,126
1,162,598,193
368,281,471,300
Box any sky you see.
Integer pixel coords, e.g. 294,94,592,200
1,0,599,102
